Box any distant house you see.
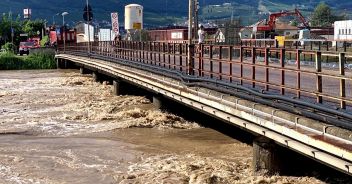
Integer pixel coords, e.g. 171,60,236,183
244,20,299,39
147,26,218,43
147,27,188,42
274,23,299,37
310,27,334,40
239,27,253,39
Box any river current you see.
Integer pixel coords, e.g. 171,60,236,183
0,70,349,184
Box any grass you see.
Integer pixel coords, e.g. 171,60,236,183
0,51,56,70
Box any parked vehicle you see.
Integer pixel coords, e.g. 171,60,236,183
19,42,36,56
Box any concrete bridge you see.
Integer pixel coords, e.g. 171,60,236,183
56,40,352,176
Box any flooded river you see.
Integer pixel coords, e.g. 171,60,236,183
0,70,349,183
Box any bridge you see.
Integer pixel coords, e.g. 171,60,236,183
56,40,352,176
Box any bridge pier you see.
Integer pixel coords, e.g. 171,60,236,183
92,72,100,82
153,95,163,109
252,136,281,175
80,67,90,74
113,80,122,96
56,58,65,69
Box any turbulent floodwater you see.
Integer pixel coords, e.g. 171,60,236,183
0,70,349,184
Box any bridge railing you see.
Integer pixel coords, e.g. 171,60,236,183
60,41,352,111
241,39,352,52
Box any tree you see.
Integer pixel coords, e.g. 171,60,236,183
22,20,45,38
0,13,21,47
310,2,343,27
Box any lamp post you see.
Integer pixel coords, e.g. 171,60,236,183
62,12,69,52
52,13,59,25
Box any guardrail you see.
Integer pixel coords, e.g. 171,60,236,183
59,41,352,125
241,39,352,52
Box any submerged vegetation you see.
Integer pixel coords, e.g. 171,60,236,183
0,51,56,70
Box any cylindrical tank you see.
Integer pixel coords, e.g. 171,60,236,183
124,4,143,30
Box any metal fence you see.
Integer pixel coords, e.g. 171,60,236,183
60,41,352,111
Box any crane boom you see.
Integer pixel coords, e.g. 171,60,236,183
257,9,309,32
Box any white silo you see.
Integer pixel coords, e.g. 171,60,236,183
125,4,143,41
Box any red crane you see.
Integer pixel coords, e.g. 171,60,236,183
256,9,309,32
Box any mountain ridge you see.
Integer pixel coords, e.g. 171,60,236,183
0,0,350,26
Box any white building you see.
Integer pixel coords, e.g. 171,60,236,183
75,22,94,43
98,29,115,41
334,20,352,41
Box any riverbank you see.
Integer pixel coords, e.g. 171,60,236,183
0,51,56,70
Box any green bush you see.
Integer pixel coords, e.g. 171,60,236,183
0,52,56,70
3,42,15,52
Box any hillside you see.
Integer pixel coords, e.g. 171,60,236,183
0,0,351,26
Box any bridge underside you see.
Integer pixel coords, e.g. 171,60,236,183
56,54,352,176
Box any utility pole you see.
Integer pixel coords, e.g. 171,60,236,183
188,0,194,75
86,0,91,55
188,0,193,44
194,0,199,39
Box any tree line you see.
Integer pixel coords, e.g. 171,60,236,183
0,12,45,50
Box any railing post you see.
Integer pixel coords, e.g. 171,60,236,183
229,46,233,82
296,50,301,99
142,42,145,63
149,42,152,65
280,48,285,95
315,51,322,103
162,42,166,68
179,43,182,71
188,44,195,75
251,47,256,88
339,53,346,109
173,43,176,70
240,46,243,85
264,48,269,91
219,46,223,80
210,45,214,78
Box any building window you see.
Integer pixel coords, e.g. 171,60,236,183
339,29,341,34
342,29,344,35
349,29,351,35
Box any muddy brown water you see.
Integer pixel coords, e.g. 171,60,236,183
0,70,349,183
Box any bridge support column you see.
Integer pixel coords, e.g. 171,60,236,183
153,95,163,109
57,58,65,69
92,72,100,82
80,67,89,74
252,136,280,175
113,80,122,96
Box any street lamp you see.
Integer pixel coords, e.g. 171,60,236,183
62,12,69,52
52,13,59,25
